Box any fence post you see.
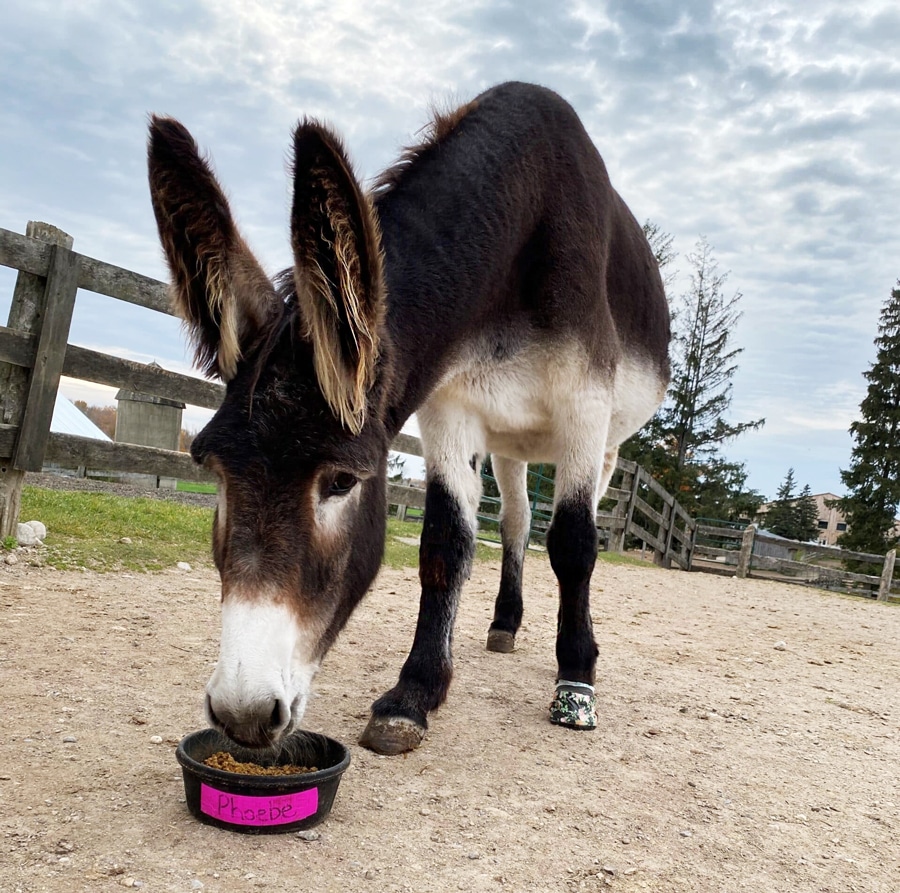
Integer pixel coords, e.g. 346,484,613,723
654,499,672,568
0,222,74,538
878,549,896,602
617,467,642,553
736,524,756,579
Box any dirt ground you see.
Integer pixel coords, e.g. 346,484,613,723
1,552,898,893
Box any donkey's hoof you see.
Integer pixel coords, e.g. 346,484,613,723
549,681,597,730
359,715,426,755
486,629,516,653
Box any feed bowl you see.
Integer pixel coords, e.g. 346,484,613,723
176,728,350,834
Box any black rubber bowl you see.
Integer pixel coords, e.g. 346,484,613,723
176,728,350,834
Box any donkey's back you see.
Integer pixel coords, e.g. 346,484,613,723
361,83,671,752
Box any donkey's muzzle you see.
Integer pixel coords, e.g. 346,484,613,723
205,691,293,749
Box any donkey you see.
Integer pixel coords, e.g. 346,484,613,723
148,82,670,755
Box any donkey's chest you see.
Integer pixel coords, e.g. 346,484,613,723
420,341,601,461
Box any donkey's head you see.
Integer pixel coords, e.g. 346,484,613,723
148,117,389,748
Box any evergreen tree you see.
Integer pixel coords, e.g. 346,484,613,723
765,468,798,537
623,237,763,520
795,484,820,542
835,282,900,555
665,238,764,474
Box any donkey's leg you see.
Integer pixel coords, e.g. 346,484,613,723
546,414,611,731
486,456,530,653
360,412,482,755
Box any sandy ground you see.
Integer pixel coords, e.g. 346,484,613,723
1,552,898,893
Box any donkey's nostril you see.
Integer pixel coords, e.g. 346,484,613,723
270,699,285,730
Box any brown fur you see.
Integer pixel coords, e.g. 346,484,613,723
148,116,276,381
371,99,479,195
291,122,386,434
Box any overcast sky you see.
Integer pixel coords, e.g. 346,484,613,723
2,0,899,501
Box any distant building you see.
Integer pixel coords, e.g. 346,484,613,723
757,492,900,548
50,393,112,441
756,492,846,546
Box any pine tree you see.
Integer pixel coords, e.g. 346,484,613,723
765,468,798,537
835,282,900,554
665,238,764,474
795,484,820,542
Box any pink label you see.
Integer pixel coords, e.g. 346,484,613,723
200,784,319,827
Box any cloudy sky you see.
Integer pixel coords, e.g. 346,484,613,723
2,0,899,501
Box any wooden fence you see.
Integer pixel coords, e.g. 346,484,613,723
1,221,698,570
694,521,897,602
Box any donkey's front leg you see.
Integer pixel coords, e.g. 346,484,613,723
360,466,478,755
545,440,611,731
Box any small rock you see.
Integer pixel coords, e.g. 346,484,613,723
774,641,787,651
296,830,320,841
419,807,431,816
25,520,47,540
601,866,617,876
190,880,204,890
16,523,40,546
467,851,481,860
62,736,77,744
149,735,163,744
5,554,18,566
177,561,192,571
119,537,133,545
364,869,377,880
680,830,693,838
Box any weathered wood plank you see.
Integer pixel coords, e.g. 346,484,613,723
878,549,896,601
0,326,225,410
643,473,675,506
615,457,637,476
387,482,426,509
13,245,82,471
390,432,423,457
43,432,213,482
750,554,880,585
631,494,666,530
2,225,76,537
0,326,34,368
0,425,17,455
77,254,171,314
627,520,665,554
0,227,173,315
0,227,52,278
65,345,224,409
695,544,739,562
753,531,884,565
696,524,744,539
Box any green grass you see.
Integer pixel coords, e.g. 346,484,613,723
18,486,651,574
20,487,214,572
176,480,217,494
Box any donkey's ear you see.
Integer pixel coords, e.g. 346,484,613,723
147,116,277,381
290,121,385,434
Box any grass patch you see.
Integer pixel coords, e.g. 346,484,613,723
19,486,643,574
20,487,213,572
176,480,217,494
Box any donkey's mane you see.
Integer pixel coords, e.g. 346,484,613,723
371,99,479,196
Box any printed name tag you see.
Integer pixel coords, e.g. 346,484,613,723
200,784,319,826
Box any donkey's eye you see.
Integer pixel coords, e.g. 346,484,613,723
327,472,359,497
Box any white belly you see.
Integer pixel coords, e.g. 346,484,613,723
418,340,666,464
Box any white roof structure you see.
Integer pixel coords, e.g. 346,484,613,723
49,393,112,441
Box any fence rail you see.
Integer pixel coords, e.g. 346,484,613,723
694,521,897,602
7,221,892,601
